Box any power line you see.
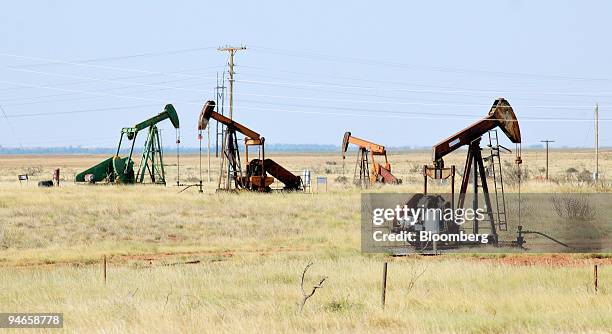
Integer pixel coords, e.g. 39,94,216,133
249,45,612,83
0,64,225,94
239,105,611,122
595,104,600,180
239,64,612,97
1,66,217,93
235,93,600,110
0,105,23,149
0,75,218,107
0,79,610,122
2,66,610,110
13,46,218,68
233,97,606,120
0,52,218,80
235,77,612,98
7,50,612,98
540,140,555,180
218,45,246,119
5,52,612,101
2,103,160,118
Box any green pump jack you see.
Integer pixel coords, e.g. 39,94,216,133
76,104,180,184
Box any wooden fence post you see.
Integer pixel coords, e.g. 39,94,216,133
381,262,388,309
594,265,598,293
103,255,107,285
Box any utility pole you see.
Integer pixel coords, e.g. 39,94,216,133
541,140,554,180
214,73,226,157
595,103,599,181
217,45,246,120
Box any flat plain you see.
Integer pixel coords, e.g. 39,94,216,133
0,150,611,333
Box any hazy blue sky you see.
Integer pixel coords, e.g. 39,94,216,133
0,1,610,149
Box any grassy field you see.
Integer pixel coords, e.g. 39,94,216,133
0,150,611,333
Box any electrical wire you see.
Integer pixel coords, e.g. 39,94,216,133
235,77,612,98
239,64,612,99
5,51,612,98
0,105,23,149
249,45,612,83
0,52,217,80
0,64,225,94
0,67,607,111
0,78,609,122
14,46,218,68
2,103,161,118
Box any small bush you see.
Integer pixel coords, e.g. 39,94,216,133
551,195,596,221
323,297,361,313
577,169,593,182
566,167,578,174
26,166,43,176
503,162,528,185
408,163,422,173
334,176,348,184
564,168,594,183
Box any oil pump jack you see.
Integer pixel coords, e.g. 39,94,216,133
342,132,401,187
198,100,302,192
76,104,180,184
396,98,522,249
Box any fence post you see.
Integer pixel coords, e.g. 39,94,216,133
594,265,598,293
381,262,388,309
103,255,107,285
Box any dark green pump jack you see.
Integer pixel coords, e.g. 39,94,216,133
75,104,180,184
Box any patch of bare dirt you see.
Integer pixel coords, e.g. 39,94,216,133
471,254,612,267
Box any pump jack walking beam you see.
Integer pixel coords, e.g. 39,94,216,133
199,101,260,140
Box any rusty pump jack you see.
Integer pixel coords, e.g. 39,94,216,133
198,100,302,192
342,131,401,187
422,97,522,244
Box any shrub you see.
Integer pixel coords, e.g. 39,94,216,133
334,176,348,184
503,162,528,185
551,194,596,221
577,169,593,183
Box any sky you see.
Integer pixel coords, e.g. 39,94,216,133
0,1,610,149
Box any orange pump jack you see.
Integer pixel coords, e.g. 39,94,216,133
342,131,401,187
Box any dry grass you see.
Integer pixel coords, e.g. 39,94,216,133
0,150,611,333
